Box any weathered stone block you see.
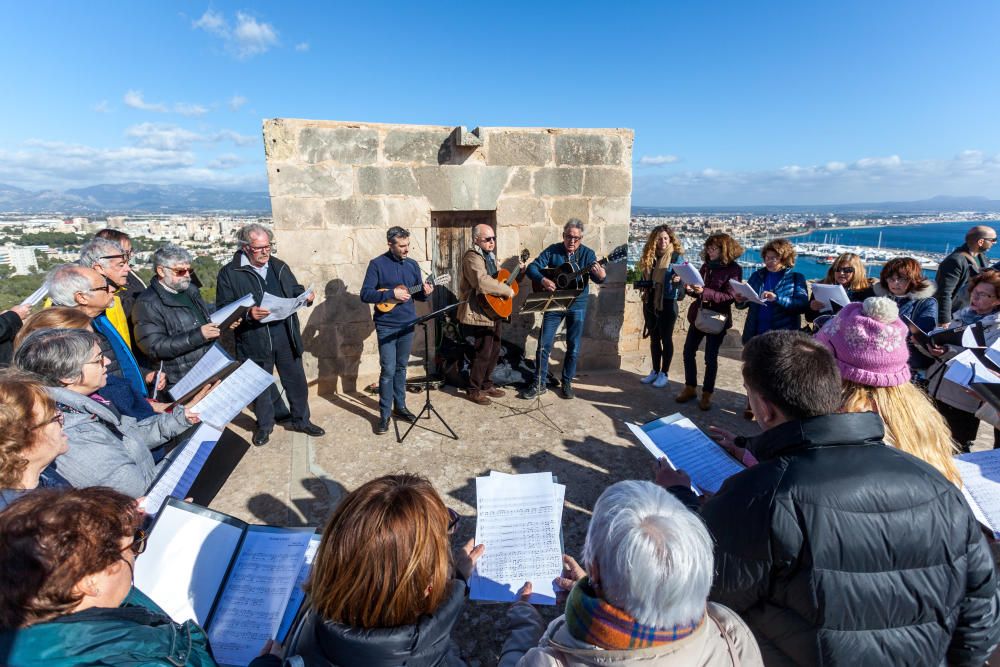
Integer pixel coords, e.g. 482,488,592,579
602,223,629,249
270,196,327,230
354,228,394,267
413,166,509,210
507,225,561,260
276,230,354,267
591,197,631,228
382,198,431,235
581,168,631,197
555,134,624,166
298,127,378,164
502,167,533,195
487,131,552,166
455,126,482,147
533,168,583,197
324,198,386,228
268,163,353,198
263,119,298,161
384,129,454,164
548,199,589,229
496,197,546,228
357,167,420,196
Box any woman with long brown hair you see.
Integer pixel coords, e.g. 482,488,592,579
637,225,683,388
804,253,875,326
284,473,485,666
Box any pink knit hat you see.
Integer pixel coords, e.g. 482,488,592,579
814,297,911,387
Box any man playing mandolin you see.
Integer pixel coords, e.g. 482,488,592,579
523,218,607,399
360,226,434,434
457,223,518,406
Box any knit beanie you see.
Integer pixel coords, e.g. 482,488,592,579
814,297,911,387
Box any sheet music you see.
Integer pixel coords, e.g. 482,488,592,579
134,503,245,625
260,287,313,323
275,533,321,643
810,283,850,310
728,279,767,305
962,324,986,349
670,263,704,287
20,283,48,307
170,344,235,402
471,472,563,605
211,293,255,325
207,527,313,667
141,425,223,515
943,351,998,387
627,413,744,494
955,450,1000,538
190,360,274,429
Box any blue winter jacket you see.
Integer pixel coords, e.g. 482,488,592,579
737,268,809,343
526,243,606,308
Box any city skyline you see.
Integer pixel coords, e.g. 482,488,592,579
2,1,998,206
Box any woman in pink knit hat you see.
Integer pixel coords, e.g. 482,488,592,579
815,297,961,486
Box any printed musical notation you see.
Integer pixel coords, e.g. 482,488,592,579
956,450,1000,538
190,360,274,430
141,424,223,515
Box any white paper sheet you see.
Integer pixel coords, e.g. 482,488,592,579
275,533,321,643
955,450,1000,538
169,344,235,402
962,325,986,349
207,527,314,667
810,283,850,310
134,503,245,625
943,351,998,387
211,293,255,325
20,283,48,307
190,360,274,429
670,263,704,287
260,287,313,323
141,425,224,515
728,279,767,306
627,413,744,494
471,472,563,605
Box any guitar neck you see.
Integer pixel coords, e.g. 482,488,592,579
505,265,522,286
566,256,608,281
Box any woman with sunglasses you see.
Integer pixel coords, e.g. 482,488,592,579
0,487,281,666
283,473,486,666
0,372,71,510
804,253,874,327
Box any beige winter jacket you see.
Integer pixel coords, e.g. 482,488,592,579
457,247,514,327
498,601,763,667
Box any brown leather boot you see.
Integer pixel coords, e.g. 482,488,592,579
485,387,506,398
467,390,491,406
698,391,713,411
675,385,697,403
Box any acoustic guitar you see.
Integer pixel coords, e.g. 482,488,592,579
532,244,628,292
478,249,531,320
376,273,451,312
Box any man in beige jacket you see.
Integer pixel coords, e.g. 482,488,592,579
457,224,516,405
499,481,763,667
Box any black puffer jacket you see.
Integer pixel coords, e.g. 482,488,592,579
0,309,22,366
283,579,468,667
215,251,306,362
131,279,214,388
701,412,1000,666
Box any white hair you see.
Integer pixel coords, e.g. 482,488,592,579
582,480,713,628
46,264,92,307
236,223,274,246
152,244,193,270
79,238,124,269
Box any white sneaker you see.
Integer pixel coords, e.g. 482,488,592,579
653,372,669,388
640,371,658,384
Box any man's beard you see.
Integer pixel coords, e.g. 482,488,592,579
167,277,191,292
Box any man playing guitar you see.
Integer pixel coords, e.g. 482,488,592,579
523,218,606,399
360,226,434,434
457,224,518,406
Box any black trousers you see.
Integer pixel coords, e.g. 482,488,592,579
683,325,726,393
251,323,310,429
643,299,678,374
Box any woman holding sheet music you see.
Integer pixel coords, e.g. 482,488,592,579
872,257,938,373
922,269,1000,451
804,253,874,326
0,487,281,666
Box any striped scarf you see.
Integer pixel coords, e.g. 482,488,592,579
564,577,703,650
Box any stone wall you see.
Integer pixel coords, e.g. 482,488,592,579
262,119,634,394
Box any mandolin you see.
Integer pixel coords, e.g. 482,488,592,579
479,249,531,320
532,244,628,292
376,273,451,312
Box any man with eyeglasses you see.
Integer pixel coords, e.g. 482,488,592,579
457,223,517,406
132,245,224,390
935,225,997,324
216,223,323,446
80,237,134,349
95,228,148,319
523,219,606,400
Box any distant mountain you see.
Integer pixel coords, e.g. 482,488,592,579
0,182,271,214
633,195,1000,216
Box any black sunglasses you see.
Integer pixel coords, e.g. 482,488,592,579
447,508,460,534
834,267,855,273
124,528,147,556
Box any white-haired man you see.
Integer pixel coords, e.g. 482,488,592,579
79,236,134,346
499,480,762,666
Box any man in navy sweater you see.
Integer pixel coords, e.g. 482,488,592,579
360,227,433,434
524,219,606,399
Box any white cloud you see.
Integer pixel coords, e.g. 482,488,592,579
295,42,309,52
193,9,279,59
633,151,1000,206
124,90,167,113
93,100,111,113
639,154,680,166
124,123,256,151
228,95,248,111
173,102,209,117
207,154,244,169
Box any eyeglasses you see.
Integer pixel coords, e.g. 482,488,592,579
81,278,118,295
447,508,460,534
247,244,272,253
100,252,132,264
166,266,191,277
479,236,496,243
31,412,65,430
123,528,147,556
886,275,909,284
984,238,998,243
85,352,106,366
834,267,855,274
563,235,582,242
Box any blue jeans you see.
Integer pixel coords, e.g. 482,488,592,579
375,324,415,418
537,303,587,385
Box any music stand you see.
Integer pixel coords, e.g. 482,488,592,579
502,289,582,432
398,301,464,444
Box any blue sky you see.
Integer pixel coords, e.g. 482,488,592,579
1,1,998,206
